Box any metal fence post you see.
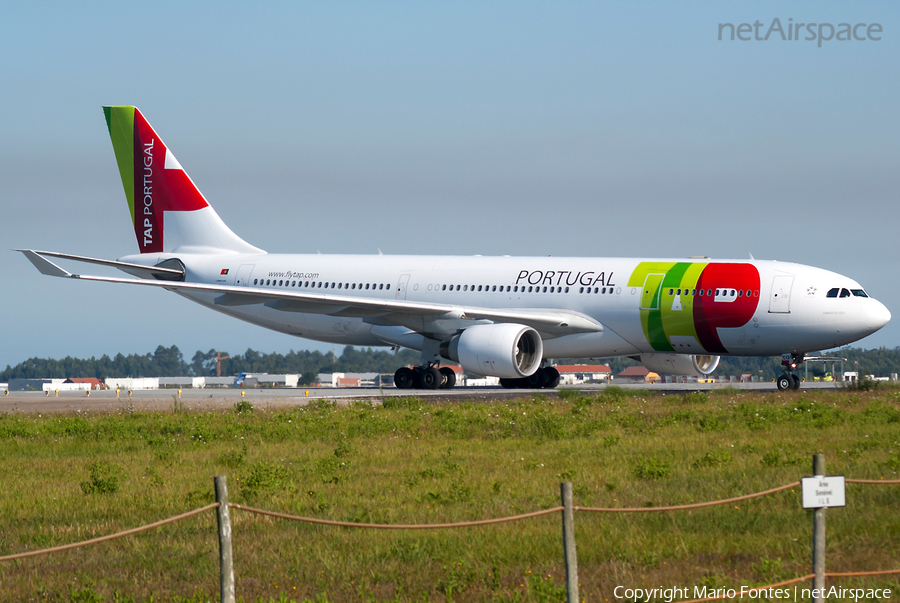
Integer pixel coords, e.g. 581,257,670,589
215,475,235,603
561,482,579,603
812,455,825,603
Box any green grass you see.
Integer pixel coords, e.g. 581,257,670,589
0,390,898,601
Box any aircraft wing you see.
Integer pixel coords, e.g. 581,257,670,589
19,250,602,337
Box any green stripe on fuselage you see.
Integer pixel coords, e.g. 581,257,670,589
629,261,708,352
103,106,135,225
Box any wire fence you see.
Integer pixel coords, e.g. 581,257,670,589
1,470,897,602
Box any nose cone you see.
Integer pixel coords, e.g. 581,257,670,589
868,300,892,333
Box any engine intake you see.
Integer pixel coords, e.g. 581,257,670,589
639,353,720,377
440,324,543,378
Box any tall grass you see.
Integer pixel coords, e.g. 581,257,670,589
0,390,897,601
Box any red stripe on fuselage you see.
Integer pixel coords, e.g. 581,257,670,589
693,263,761,353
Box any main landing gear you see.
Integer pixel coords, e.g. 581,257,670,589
776,353,803,391
499,366,561,389
394,365,457,390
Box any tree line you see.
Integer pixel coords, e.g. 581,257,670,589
2,344,899,382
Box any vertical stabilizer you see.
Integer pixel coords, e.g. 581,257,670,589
103,106,263,254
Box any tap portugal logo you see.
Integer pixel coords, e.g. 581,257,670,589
628,262,761,354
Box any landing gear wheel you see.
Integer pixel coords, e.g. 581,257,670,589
394,367,416,389
543,367,561,389
526,369,549,389
439,367,457,389
776,374,792,391
420,367,442,390
500,378,524,389
790,374,801,390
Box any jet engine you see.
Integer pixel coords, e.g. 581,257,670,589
639,353,720,376
439,323,543,379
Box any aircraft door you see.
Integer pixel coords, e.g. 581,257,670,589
640,273,665,310
396,274,411,300
234,264,255,287
769,275,793,313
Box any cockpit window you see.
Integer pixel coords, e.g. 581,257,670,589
840,288,851,298
851,289,869,298
826,288,839,298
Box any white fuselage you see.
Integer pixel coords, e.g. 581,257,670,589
121,252,890,359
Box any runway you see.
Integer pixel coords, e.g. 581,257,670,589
0,381,842,414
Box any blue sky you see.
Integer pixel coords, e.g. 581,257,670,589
1,1,897,369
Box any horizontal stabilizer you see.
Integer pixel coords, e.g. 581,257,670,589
17,250,184,280
18,250,72,278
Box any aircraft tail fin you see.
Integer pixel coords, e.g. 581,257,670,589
103,106,262,255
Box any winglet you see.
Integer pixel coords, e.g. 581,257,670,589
18,250,73,278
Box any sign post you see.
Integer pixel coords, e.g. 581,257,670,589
801,455,845,603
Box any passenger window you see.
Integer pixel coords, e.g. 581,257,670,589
738,290,743,297
565,287,570,293
386,284,391,290
840,288,850,298
528,286,533,292
379,284,384,290
253,279,258,285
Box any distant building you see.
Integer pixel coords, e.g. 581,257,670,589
106,378,160,390
66,378,103,390
554,364,612,385
616,366,660,383
8,379,58,392
317,373,384,387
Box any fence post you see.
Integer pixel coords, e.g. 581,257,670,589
812,455,825,603
215,475,235,603
560,482,579,603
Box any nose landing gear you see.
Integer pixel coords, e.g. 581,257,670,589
776,354,804,391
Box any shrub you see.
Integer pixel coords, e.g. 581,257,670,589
632,456,671,480
683,391,709,404
693,449,733,469
241,461,291,496
80,462,122,494
234,399,254,414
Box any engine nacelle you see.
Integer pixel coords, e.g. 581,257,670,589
639,353,720,377
439,324,543,379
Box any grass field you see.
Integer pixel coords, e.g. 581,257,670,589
0,387,898,602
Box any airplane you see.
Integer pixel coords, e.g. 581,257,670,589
19,107,891,392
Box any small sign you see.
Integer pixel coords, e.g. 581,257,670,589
801,475,846,509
